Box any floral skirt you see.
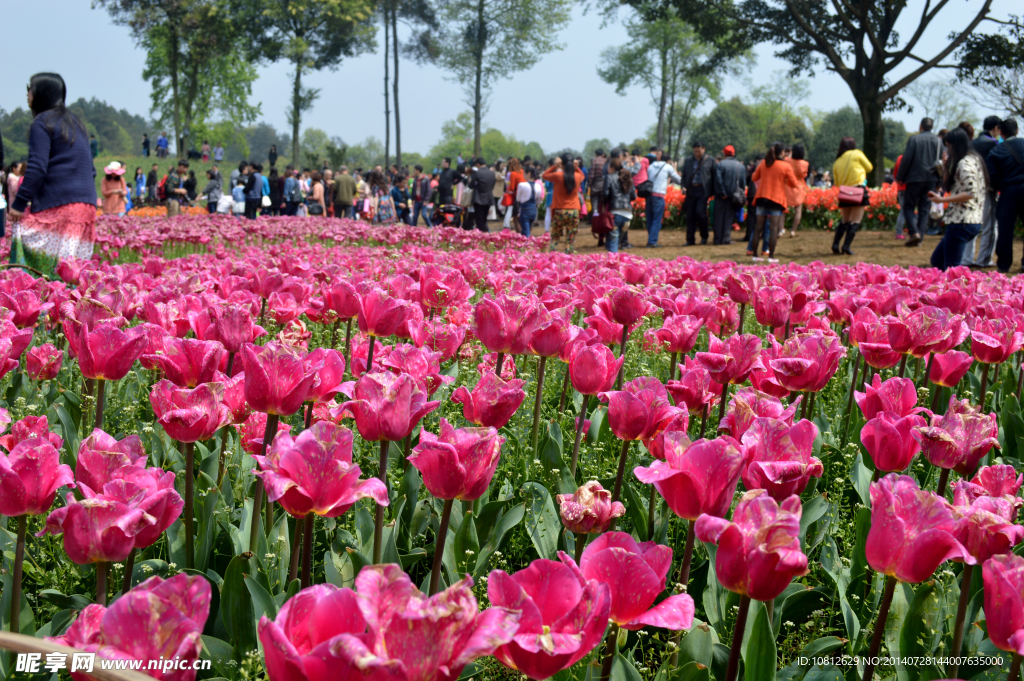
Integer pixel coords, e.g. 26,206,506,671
11,202,96,276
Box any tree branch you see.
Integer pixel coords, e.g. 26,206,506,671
782,0,851,79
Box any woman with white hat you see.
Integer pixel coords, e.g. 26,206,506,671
101,161,127,216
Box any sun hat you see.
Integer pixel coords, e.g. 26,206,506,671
104,161,126,176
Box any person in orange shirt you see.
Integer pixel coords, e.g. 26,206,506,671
784,144,809,237
750,142,802,262
542,154,586,253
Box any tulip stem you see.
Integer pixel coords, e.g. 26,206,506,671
1018,362,1024,402
668,519,697,667
304,401,313,430
530,356,547,457
429,498,454,595
217,427,228,489
949,563,974,679
717,382,730,426
668,352,678,383
248,414,279,554
288,519,302,584
699,404,708,439
609,440,631,529
724,595,751,681
784,320,790,340
765,598,774,633
122,548,135,594
979,363,990,411
800,392,808,420
558,364,571,413
574,531,587,565
372,440,390,564
599,623,620,681
258,298,266,327
920,353,934,393
930,383,942,413
845,352,861,434
330,319,340,350
343,318,353,376
615,324,630,391
226,351,235,377
495,352,505,377
301,513,314,589
94,379,106,431
646,485,658,541
9,516,26,634
1010,654,1022,681
569,394,590,478
936,468,951,498
738,303,746,334
862,575,897,681
184,441,195,570
96,561,107,607
366,336,377,373
898,355,908,378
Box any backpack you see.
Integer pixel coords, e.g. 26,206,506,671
289,181,303,203
157,175,168,201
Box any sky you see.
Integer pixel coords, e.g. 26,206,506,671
1,0,1016,155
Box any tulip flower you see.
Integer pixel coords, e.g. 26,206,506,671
143,337,227,388
569,343,623,396
850,309,902,370
719,386,798,441
413,319,465,362
861,412,927,473
335,370,439,443
557,481,626,539
421,265,474,309
888,306,968,358
595,285,654,328
768,331,846,393
695,490,809,601
914,404,999,480
753,286,792,330
697,333,764,422
26,343,63,381
0,337,20,382
648,314,703,356
212,302,266,355
954,464,1024,509
380,344,449,396
928,349,973,388
971,317,1024,364
304,348,347,405
322,279,363,319
105,466,184,550
236,411,292,456
150,380,232,444
0,414,63,452
51,573,209,678
215,370,250,425
0,289,52,328
741,417,823,501
953,495,1024,564
357,286,409,339
0,436,74,517
666,356,721,417
241,341,320,416
855,374,922,420
488,558,612,680
39,492,154,565
473,293,541,356
599,377,684,443
641,411,690,462
75,429,147,496
982,553,1024,655
74,322,148,381
452,371,526,429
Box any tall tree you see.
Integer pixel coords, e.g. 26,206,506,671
384,0,438,168
956,16,1024,117
657,0,1002,184
432,0,571,158
251,0,376,166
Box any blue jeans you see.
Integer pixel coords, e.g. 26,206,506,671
520,216,534,236
413,201,431,226
608,214,628,253
646,195,665,245
931,222,980,270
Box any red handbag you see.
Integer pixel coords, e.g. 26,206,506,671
501,192,514,207
837,185,865,203
591,210,615,235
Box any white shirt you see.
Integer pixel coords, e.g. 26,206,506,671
516,181,536,203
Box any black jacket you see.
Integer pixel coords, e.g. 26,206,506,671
470,167,496,206
974,134,999,161
437,168,463,204
896,132,943,185
986,137,1024,190
681,154,717,192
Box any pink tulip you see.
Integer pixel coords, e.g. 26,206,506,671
380,344,450,396
150,381,232,443
0,337,20,381
824,292,871,326
0,414,63,452
75,429,147,496
584,307,625,346
0,436,74,516
865,474,970,582
26,343,63,380
322,279,363,319
241,341,320,416
696,333,764,385
695,490,809,601
768,331,846,393
215,370,251,424
556,480,626,534
409,419,502,501
488,558,611,680
850,309,902,369
254,421,388,518
39,492,154,564
527,309,571,358
647,314,702,355
719,386,798,440
855,374,922,420
569,344,624,396
0,289,52,328
357,287,409,338
888,306,969,358
144,337,227,388
741,418,823,501
598,376,684,442
753,286,792,329
666,357,721,414
473,293,541,354
421,265,474,309
634,433,744,521
335,370,439,442
211,303,266,353
477,352,518,380
983,553,1024,654
103,467,184,549
75,323,148,381
952,496,1024,563
559,326,601,364
52,573,209,681
914,405,999,475
577,532,694,630
304,348,347,403
928,350,973,387
971,317,1024,364
861,412,927,472
237,411,292,456
451,371,525,429
954,465,1024,507
642,411,690,461
412,319,465,362
594,285,655,327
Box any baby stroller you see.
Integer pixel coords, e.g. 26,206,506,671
432,204,462,227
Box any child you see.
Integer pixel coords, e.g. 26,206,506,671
232,179,246,217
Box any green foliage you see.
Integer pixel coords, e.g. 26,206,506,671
1,99,154,162
428,112,546,166
688,98,758,162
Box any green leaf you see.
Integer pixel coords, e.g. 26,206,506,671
474,497,514,548
473,503,525,577
523,481,559,560
668,661,710,681
611,654,644,681
244,574,278,627
201,635,235,679
53,402,80,469
453,510,480,576
1001,395,1022,458
398,466,422,551
820,536,859,643
194,475,222,574
622,479,649,541
220,553,258,661
743,605,776,681
676,621,717,669
799,494,829,550
851,453,873,508
899,581,941,659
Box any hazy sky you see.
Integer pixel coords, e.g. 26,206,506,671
1,1,1015,155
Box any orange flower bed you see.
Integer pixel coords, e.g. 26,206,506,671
96,205,209,217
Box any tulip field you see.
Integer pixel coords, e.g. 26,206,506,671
4,214,1024,681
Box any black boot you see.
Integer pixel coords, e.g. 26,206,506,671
832,222,847,255
842,222,859,255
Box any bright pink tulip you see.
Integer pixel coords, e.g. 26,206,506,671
954,465,1024,508
409,419,502,500
488,558,611,680
26,343,63,380
825,292,871,326
598,376,684,442
215,370,250,424
335,370,439,442
577,532,694,630
952,495,1024,563
254,421,388,518
421,265,474,309
75,429,147,496
75,323,148,381
696,333,764,385
666,356,721,414
865,474,970,582
695,490,809,601
855,374,922,420
634,433,744,521
241,342,320,416
719,386,798,440
380,344,450,395
556,480,625,534
569,344,624,396
888,306,968,358
473,293,541,354
237,411,292,456
971,317,1024,364
0,414,63,452
52,573,209,681
928,350,973,387
304,348,347,403
322,279,363,319
104,466,183,549
558,326,601,364
144,337,226,388
0,289,52,328
412,320,465,362
642,411,689,461
212,303,266,353
528,310,571,358
768,331,846,393
861,412,927,472
914,405,999,476
850,309,902,369
647,314,702,355
594,285,655,327
753,286,792,329
150,380,232,443
0,337,20,381
741,418,823,501
983,553,1024,654
584,306,625,346
39,493,154,564
0,436,74,516
452,371,526,429
357,287,409,338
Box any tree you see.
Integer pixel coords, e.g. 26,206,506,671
956,17,1024,117
598,5,742,157
428,112,546,164
688,98,757,161
657,0,1002,184
252,0,376,166
807,106,908,172
745,75,813,150
432,0,571,158
905,79,978,131
582,139,613,161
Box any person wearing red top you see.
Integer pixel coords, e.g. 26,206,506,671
542,154,586,253
893,154,907,239
750,141,802,262
504,157,524,232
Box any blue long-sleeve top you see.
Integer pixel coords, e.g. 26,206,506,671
12,112,97,213
262,175,270,196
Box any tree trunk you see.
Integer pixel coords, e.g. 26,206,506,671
183,60,200,158
859,94,886,187
383,4,391,170
655,38,669,149
169,25,182,157
473,0,485,159
392,6,401,168
291,65,303,166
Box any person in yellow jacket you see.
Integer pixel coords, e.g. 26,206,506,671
831,137,873,255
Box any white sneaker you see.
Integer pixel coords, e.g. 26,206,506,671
768,258,780,264
752,256,765,262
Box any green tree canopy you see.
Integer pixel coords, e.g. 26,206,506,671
428,112,545,166
688,98,757,161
